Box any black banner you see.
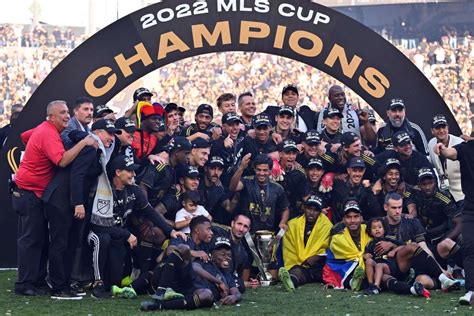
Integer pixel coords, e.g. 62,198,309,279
0,0,460,267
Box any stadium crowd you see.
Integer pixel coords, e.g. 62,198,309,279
6,81,474,311
0,24,472,135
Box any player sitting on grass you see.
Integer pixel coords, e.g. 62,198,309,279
363,218,430,298
280,195,333,291
140,236,241,311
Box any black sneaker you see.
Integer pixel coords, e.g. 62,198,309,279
51,289,83,300
140,300,162,312
91,283,112,299
71,282,90,296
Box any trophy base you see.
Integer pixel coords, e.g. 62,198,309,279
258,272,275,286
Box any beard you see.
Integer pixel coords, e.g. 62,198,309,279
389,116,405,128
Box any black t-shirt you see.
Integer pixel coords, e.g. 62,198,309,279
454,140,474,207
407,188,460,242
239,136,278,158
275,166,307,218
198,181,234,225
381,216,426,244
161,186,184,221
238,177,289,232
139,163,175,207
330,179,381,223
113,184,172,237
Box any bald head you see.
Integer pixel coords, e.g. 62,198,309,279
328,85,346,110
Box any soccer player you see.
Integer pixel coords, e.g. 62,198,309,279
281,195,333,290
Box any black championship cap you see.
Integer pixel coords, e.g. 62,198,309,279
282,84,299,95
307,158,324,169
279,139,298,153
165,102,178,113
177,165,200,179
392,131,411,147
222,112,242,124
109,154,140,172
92,119,122,134
417,167,435,182
170,136,192,151
278,106,295,117
192,137,211,149
388,98,405,110
253,113,272,128
207,156,225,168
94,104,114,118
348,156,365,169
383,158,401,171
196,103,214,117
305,195,323,209
133,87,153,101
432,114,448,128
341,132,359,146
304,130,321,145
115,117,136,133
344,200,361,214
213,236,232,250
323,107,343,119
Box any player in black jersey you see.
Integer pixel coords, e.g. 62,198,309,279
407,168,462,268
274,139,307,218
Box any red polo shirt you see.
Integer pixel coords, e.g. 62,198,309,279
15,121,65,198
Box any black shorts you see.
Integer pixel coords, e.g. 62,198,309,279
290,258,326,283
384,258,409,280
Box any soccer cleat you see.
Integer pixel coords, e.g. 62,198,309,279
140,300,162,311
150,288,184,301
112,285,137,299
121,276,133,287
51,288,83,300
91,282,112,299
350,266,365,292
363,284,380,295
459,291,473,305
413,281,430,298
441,278,461,292
278,267,295,292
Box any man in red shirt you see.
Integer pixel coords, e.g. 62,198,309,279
13,100,96,297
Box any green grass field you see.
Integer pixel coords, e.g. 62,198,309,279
0,271,471,315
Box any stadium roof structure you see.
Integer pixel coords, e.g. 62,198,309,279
313,0,461,6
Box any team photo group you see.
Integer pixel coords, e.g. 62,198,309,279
9,82,474,311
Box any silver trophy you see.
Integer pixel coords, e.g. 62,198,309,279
255,230,275,286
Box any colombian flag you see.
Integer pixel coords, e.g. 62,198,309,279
322,224,371,289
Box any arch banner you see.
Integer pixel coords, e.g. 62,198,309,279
0,0,460,266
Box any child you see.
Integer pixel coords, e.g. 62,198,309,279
363,218,430,298
175,191,212,234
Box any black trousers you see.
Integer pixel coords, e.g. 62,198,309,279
13,189,48,292
44,202,75,292
463,205,474,292
88,226,127,288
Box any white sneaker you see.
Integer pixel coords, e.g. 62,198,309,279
459,291,472,305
